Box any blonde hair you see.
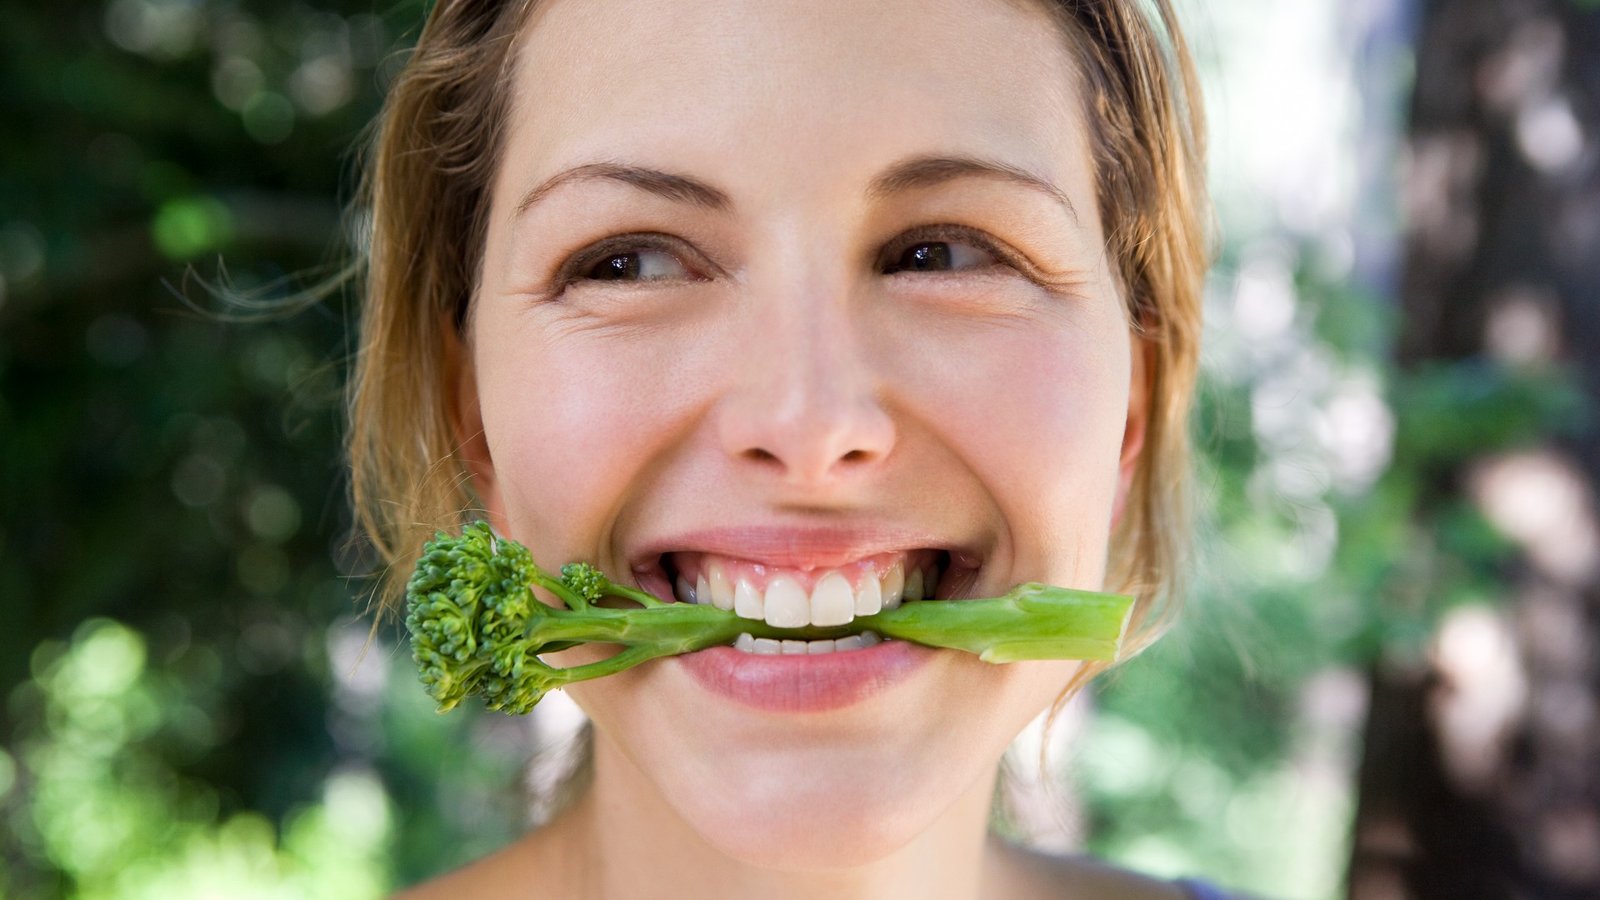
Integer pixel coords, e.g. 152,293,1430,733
348,0,1209,671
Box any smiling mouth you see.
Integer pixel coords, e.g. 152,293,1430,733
652,547,975,643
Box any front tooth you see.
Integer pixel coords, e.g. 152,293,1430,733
752,637,782,655
676,574,695,604
808,639,837,654
781,640,808,655
734,578,763,619
695,573,712,606
854,572,883,616
734,632,755,652
882,563,904,609
708,563,735,610
810,573,855,627
834,634,865,652
763,576,810,627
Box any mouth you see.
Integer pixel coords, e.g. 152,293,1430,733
637,546,981,655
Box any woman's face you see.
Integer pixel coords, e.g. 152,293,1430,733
462,0,1145,869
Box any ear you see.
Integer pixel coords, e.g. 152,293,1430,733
1111,333,1151,529
441,314,505,527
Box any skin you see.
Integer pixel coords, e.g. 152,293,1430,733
404,0,1185,897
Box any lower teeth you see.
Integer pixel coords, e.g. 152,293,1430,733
733,631,881,655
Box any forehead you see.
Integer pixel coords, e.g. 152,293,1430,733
502,0,1090,207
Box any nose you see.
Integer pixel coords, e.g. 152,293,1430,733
715,287,897,489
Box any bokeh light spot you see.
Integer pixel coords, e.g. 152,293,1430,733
0,748,15,800
103,0,202,60
211,56,265,112
245,484,301,542
242,91,296,145
171,454,226,508
152,196,234,260
56,620,148,700
0,221,47,284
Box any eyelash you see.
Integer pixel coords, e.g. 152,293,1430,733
552,224,1023,290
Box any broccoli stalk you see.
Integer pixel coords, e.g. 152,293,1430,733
406,521,1133,714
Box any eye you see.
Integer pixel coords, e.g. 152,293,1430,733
880,226,1004,275
555,233,707,289
582,248,691,282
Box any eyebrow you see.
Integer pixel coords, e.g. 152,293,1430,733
515,162,732,217
513,154,1078,223
866,154,1079,224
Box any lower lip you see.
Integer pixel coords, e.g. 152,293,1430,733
674,639,935,713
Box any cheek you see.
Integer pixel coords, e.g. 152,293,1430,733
474,326,694,552
902,316,1131,582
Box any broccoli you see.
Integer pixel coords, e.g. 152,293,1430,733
405,521,1134,714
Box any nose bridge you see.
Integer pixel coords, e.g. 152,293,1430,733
718,266,895,486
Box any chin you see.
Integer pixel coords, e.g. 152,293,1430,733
655,743,976,871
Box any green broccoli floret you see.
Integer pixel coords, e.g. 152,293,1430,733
404,521,1133,715
559,562,607,606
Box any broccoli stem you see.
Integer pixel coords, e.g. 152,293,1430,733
405,521,1134,715
524,583,1130,664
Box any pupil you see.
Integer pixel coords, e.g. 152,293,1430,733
907,243,950,271
594,253,640,280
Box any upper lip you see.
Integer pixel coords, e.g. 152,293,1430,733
628,524,984,573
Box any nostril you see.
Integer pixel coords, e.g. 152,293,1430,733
741,444,878,477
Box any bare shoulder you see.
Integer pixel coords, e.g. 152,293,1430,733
986,836,1194,900
387,845,522,900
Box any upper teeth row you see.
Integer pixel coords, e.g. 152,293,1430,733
674,561,937,628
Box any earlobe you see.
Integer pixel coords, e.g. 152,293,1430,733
442,315,504,526
1111,335,1151,528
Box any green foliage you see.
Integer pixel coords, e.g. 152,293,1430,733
1076,230,1593,896
0,1,533,896
5,619,390,899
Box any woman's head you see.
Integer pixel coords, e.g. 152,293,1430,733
350,0,1206,865
353,0,1206,646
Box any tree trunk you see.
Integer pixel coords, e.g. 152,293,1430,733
1347,0,1600,898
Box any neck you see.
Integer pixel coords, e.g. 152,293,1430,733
542,728,1005,900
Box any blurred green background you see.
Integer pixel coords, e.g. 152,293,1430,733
2,1,1596,898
